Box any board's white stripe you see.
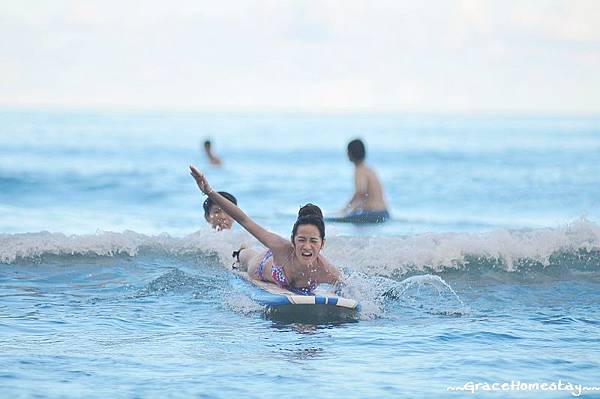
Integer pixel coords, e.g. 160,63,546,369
288,296,316,305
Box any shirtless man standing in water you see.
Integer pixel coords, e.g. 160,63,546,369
341,138,390,223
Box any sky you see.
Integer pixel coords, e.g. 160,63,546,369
1,0,599,113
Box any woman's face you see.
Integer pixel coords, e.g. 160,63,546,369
292,224,323,266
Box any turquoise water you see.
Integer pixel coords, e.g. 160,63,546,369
1,110,600,397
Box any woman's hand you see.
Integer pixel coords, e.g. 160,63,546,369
189,165,213,195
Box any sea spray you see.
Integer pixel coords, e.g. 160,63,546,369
341,272,467,319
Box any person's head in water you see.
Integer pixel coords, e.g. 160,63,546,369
291,204,325,267
347,138,366,163
203,191,237,230
203,140,212,150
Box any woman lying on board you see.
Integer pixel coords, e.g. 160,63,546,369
190,165,340,295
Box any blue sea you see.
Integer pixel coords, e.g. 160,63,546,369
1,110,600,398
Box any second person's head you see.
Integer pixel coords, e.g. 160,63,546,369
203,192,237,230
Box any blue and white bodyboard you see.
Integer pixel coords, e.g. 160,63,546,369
233,271,359,323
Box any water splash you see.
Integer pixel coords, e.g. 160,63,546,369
384,274,468,316
341,273,467,320
223,293,264,315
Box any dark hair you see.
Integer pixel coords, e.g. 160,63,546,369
347,138,366,162
203,191,237,217
203,140,212,147
292,203,325,240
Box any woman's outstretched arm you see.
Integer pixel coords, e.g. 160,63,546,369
190,165,288,250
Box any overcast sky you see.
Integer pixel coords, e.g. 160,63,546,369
1,0,599,113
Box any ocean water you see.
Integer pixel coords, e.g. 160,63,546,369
1,110,600,398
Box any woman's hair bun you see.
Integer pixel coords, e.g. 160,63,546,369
297,203,323,220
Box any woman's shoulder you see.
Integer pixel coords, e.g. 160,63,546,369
317,255,340,277
270,244,293,264
317,254,333,267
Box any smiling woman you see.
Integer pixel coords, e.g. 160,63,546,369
190,165,340,294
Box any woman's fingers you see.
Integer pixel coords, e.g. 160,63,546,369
189,165,203,176
190,165,214,195
189,165,200,177
189,165,205,183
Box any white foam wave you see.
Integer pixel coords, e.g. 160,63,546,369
325,217,600,275
2,218,600,275
0,228,252,265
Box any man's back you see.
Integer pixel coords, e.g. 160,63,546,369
355,163,387,211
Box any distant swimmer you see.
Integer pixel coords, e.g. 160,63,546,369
190,165,340,294
203,191,237,230
337,138,389,223
203,139,222,166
